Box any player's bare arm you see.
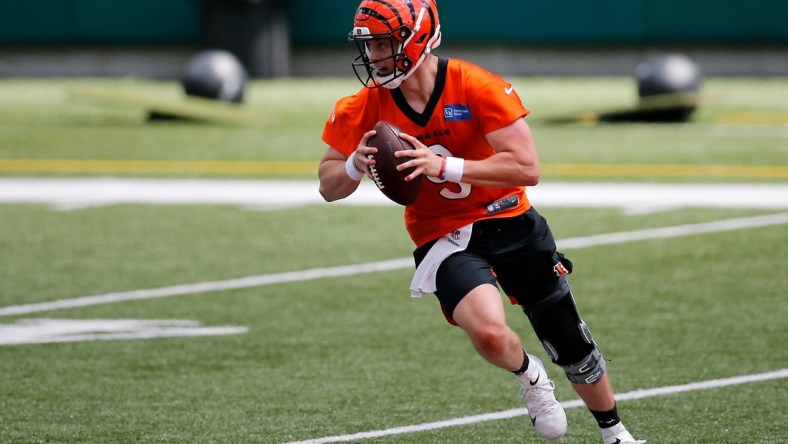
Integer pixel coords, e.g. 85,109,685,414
395,118,540,187
318,130,378,202
474,118,540,187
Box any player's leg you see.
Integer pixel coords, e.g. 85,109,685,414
434,250,567,440
572,373,614,411
531,292,643,442
571,375,644,443
450,283,525,370
524,288,645,444
430,251,524,370
492,209,644,443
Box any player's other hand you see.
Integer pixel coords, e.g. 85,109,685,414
395,132,442,181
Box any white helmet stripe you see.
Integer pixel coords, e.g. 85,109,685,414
413,7,426,33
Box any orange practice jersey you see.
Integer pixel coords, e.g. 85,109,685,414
322,57,532,247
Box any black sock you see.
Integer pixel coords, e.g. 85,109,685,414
512,349,530,375
590,403,621,429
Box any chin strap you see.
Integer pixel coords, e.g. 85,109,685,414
380,55,424,89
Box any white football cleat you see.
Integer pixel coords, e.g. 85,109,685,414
601,422,646,444
519,354,568,440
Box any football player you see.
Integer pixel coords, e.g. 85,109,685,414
318,1,645,443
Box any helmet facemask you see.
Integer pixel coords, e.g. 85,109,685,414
351,27,413,89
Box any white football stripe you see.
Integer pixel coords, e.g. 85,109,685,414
0,259,413,317
280,369,788,444
0,178,787,212
0,212,786,317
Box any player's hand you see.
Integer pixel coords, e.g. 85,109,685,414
352,130,378,177
395,133,442,181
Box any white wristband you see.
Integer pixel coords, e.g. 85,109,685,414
444,157,464,183
345,154,364,181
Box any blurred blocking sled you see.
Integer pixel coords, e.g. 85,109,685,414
69,87,268,126
547,91,703,124
546,53,703,124
69,50,267,126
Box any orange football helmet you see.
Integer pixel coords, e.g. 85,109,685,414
349,0,442,89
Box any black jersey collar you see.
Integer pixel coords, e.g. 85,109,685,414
390,57,448,127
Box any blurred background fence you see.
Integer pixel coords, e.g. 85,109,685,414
1,0,787,77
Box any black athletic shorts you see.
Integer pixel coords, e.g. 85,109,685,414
413,207,572,324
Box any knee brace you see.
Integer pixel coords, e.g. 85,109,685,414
561,346,607,384
521,290,607,385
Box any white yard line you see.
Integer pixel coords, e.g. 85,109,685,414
0,258,412,317
0,178,787,213
281,369,788,444
558,212,788,249
1,212,786,317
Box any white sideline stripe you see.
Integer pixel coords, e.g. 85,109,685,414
0,258,413,317
557,211,788,249
2,179,787,213
281,369,788,444
1,212,787,317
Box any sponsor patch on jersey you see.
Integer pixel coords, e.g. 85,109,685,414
443,104,472,121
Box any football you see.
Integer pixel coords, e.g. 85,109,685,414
366,120,422,206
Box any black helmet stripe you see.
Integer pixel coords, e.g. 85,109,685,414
357,1,423,32
403,0,416,23
376,1,402,28
357,7,395,31
377,0,415,28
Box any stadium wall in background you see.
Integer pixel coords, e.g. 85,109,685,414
0,0,786,77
